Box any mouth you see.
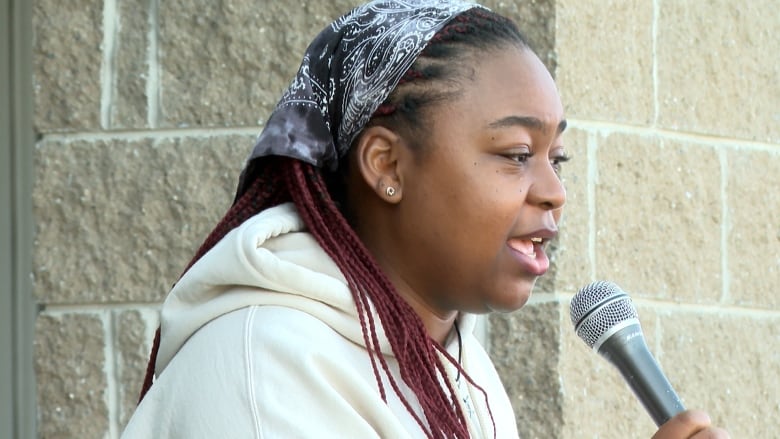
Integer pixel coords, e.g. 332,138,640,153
506,232,556,276
507,236,545,258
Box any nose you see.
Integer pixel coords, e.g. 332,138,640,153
526,161,566,211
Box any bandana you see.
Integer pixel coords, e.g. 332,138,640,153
236,0,482,199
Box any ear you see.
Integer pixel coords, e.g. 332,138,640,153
352,125,404,203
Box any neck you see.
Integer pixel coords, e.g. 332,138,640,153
397,289,458,344
350,196,458,344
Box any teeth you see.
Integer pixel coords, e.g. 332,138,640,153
530,237,543,243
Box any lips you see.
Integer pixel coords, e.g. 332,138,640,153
507,237,543,258
507,232,555,276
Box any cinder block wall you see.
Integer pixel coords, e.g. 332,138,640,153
30,0,778,438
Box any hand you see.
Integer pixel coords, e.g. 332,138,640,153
651,410,730,439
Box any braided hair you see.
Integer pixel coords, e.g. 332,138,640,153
139,7,528,439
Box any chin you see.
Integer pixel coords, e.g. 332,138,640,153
486,292,532,313
486,279,537,313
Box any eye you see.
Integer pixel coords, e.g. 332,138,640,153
503,152,532,163
500,146,532,164
550,153,571,174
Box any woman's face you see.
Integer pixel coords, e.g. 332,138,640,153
386,46,567,316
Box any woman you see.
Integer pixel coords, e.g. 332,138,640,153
122,1,729,438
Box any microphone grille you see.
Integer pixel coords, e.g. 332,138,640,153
569,281,638,348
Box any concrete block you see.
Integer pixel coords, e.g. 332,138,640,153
113,0,152,128
726,148,780,308
657,0,780,143
156,0,363,128
32,134,251,303
35,313,108,439
594,133,722,302
480,0,557,72
556,0,654,124
490,302,563,439
32,0,103,132
660,311,780,438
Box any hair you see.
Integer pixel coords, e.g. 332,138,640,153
370,8,529,142
139,7,528,439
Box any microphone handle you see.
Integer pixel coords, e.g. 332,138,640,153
597,322,686,426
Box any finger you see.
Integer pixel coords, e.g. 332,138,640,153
694,427,731,439
651,410,711,439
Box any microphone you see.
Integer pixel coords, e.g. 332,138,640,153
569,281,686,426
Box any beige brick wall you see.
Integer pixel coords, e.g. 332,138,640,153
30,0,778,438
494,0,778,437
497,0,780,437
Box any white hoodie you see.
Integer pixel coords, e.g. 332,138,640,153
121,203,519,438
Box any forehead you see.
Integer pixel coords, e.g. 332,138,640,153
455,46,564,129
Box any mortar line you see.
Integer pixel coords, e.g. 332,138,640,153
100,0,119,129
569,119,778,151
147,0,160,128
555,293,780,318
102,310,119,439
652,0,660,126
40,302,162,313
38,126,262,144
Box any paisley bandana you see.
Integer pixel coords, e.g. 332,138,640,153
236,0,482,199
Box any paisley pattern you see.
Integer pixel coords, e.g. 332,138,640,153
237,0,481,198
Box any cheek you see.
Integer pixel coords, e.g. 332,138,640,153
412,158,481,214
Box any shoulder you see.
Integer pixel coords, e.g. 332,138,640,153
199,306,404,437
238,305,375,386
174,305,366,378
124,306,388,438
188,305,381,404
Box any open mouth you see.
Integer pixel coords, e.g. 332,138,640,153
506,235,551,276
507,237,545,259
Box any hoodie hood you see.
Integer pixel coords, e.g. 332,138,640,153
156,203,476,375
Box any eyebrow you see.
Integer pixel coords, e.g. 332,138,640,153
488,116,567,135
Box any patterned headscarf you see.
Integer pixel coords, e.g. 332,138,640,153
236,0,482,200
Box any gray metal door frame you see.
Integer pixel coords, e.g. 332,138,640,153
1,0,37,436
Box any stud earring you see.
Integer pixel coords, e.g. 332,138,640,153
385,186,396,197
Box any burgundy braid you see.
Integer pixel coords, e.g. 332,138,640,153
138,8,529,438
